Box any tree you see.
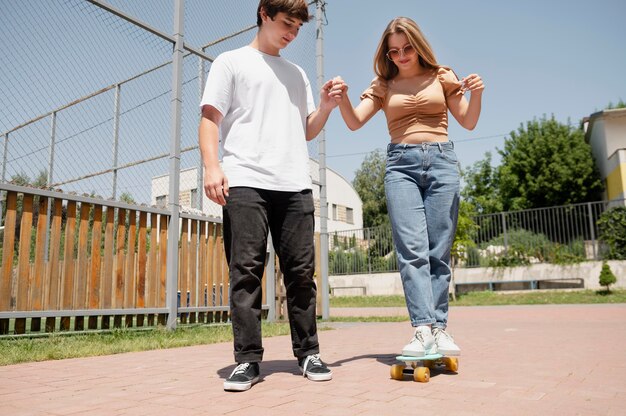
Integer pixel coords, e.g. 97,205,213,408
352,150,388,228
598,262,617,292
597,206,626,260
606,99,626,110
461,152,502,215
497,116,604,210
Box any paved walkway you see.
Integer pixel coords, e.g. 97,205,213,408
2,304,626,415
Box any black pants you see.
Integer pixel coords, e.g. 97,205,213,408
223,187,319,363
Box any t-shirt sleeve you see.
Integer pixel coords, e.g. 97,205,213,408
360,77,387,110
300,68,317,117
199,54,233,117
437,66,463,98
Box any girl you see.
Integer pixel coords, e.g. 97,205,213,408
332,17,484,356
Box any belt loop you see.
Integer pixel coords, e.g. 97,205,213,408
437,142,442,152
450,140,455,149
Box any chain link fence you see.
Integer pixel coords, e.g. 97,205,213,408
1,0,320,208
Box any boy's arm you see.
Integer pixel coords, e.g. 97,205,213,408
199,105,229,206
305,79,341,141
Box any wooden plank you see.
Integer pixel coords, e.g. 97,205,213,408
114,208,126,308
189,219,198,314
60,201,77,331
31,197,48,311
75,202,91,310
124,210,136,309
206,222,216,307
46,199,63,311
89,205,103,310
136,211,147,309
0,191,17,314
158,215,168,308
16,193,34,314
101,207,115,310
179,217,188,322
147,213,158,308
198,221,207,322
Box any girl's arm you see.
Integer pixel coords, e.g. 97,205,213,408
333,77,379,131
447,73,484,130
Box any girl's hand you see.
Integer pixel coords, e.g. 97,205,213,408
459,73,484,95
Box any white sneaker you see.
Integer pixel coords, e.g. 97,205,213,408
433,328,461,356
402,326,437,356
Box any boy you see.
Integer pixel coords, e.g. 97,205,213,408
198,0,341,392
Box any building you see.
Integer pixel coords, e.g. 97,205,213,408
584,107,626,205
151,159,364,233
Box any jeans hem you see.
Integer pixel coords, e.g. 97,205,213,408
411,319,436,327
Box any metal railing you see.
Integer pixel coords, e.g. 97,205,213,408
328,199,626,275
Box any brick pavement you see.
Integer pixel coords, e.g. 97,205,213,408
1,304,625,415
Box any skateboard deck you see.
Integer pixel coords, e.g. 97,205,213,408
391,353,459,383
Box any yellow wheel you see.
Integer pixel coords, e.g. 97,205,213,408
413,367,430,383
390,364,405,380
443,357,459,372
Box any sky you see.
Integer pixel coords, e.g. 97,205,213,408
319,0,626,182
1,0,625,201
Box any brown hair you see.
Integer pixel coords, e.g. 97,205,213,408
374,17,439,80
257,0,310,26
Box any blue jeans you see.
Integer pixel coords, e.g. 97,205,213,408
384,142,460,329
223,187,319,363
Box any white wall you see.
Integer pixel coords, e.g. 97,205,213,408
330,260,626,296
151,160,363,232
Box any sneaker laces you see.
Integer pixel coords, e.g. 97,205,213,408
229,362,251,378
434,328,453,342
302,354,323,375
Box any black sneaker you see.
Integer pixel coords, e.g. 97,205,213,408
298,354,332,381
223,362,260,391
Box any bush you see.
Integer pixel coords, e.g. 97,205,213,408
597,206,626,260
599,262,617,292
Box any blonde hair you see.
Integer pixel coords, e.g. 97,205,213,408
374,17,439,80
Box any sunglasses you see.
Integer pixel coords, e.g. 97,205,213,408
386,44,416,61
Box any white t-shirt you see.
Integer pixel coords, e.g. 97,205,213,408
200,46,316,192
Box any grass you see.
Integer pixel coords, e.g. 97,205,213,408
0,322,291,366
329,289,626,308
3,289,625,366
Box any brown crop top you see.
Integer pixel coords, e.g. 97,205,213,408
360,66,462,141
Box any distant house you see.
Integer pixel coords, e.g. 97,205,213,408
151,159,364,233
584,107,626,205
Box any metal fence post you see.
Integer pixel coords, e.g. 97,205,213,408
587,202,597,260
316,0,329,320
266,236,276,322
165,0,185,330
0,133,7,227
44,112,57,261
197,56,205,212
111,84,121,200
501,212,508,254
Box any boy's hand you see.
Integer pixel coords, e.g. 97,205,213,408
203,166,229,206
320,78,343,110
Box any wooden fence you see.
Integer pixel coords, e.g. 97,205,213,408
0,184,322,336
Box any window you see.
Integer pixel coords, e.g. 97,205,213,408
156,195,167,208
332,204,338,220
191,188,199,208
346,207,354,224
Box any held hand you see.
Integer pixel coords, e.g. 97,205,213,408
203,166,229,206
331,76,348,101
458,73,484,95
319,79,340,110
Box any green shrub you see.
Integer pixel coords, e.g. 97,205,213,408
597,206,626,260
599,262,617,292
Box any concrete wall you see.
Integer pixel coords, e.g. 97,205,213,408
329,260,626,296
